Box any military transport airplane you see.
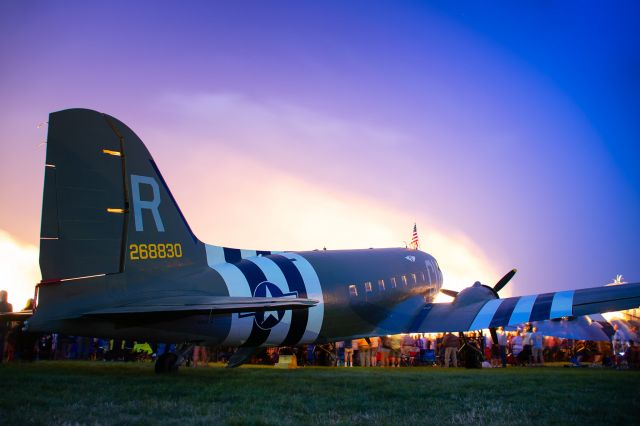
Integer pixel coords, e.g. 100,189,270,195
3,108,640,372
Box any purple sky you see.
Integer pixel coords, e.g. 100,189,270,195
1,1,639,306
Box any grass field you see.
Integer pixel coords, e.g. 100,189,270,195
0,361,638,425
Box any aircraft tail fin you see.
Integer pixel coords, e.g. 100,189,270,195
40,108,205,282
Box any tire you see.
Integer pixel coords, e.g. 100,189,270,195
155,353,179,374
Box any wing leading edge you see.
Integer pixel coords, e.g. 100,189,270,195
0,310,33,322
410,282,640,333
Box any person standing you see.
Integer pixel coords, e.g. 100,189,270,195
379,336,391,367
545,336,559,362
442,332,459,367
497,327,508,368
192,345,208,367
351,339,359,366
344,340,354,367
612,324,627,368
0,291,13,363
357,338,370,367
370,336,380,367
389,334,402,367
522,326,533,366
531,327,544,366
511,331,524,365
401,334,414,360
334,340,344,366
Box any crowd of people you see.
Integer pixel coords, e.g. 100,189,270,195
1,329,639,370
331,325,640,369
332,329,548,369
2,290,639,369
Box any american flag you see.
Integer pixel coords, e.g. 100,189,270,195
410,223,419,250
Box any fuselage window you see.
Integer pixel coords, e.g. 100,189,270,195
411,273,417,285
378,279,385,291
401,275,408,287
364,281,373,292
348,284,358,297
390,277,397,288
420,271,425,282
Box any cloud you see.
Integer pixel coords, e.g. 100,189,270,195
148,92,426,205
0,229,39,311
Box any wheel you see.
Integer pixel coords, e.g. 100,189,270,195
155,353,179,373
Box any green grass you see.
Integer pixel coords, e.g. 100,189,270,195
0,361,638,425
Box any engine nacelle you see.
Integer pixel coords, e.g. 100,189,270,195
453,281,498,306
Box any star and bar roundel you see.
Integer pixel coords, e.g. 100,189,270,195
244,280,298,330
206,248,324,347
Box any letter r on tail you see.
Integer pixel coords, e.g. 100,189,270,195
131,174,165,232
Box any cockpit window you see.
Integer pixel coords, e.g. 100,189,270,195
378,279,385,291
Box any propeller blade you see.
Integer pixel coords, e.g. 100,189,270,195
440,289,459,298
493,269,517,294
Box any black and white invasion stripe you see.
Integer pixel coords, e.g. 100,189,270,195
205,244,324,347
468,290,575,330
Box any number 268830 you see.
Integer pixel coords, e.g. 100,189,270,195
129,243,183,260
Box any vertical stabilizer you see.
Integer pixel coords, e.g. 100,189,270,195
40,108,205,282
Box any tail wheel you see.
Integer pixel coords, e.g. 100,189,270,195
155,353,179,374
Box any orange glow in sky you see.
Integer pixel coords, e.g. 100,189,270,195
0,230,39,311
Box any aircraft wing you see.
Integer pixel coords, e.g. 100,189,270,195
410,282,640,333
81,296,318,319
0,310,33,321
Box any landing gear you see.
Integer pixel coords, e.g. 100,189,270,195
154,343,194,374
155,353,179,373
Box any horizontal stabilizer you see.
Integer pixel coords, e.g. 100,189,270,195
82,296,318,319
0,310,33,322
410,282,640,333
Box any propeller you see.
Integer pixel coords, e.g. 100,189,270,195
439,268,518,345
493,269,517,294
440,289,459,298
